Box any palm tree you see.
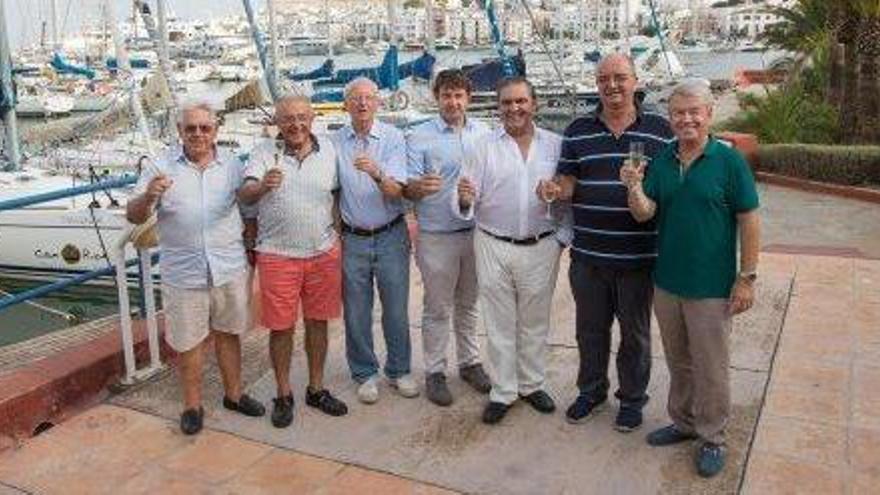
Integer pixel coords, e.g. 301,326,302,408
855,0,880,143
837,2,861,142
825,3,846,107
761,0,839,104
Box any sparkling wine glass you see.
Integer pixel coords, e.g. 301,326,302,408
629,141,646,169
538,178,557,221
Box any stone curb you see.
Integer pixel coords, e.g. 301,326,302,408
755,172,880,205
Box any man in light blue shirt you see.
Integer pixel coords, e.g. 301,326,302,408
127,102,265,435
404,69,492,407
332,77,417,404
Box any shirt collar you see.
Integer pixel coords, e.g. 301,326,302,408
175,145,219,168
345,121,382,141
672,135,718,161
433,116,473,134
275,134,321,156
590,102,645,126
496,123,541,142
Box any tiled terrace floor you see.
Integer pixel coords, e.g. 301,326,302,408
0,252,877,494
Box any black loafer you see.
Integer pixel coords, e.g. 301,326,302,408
520,390,556,414
482,401,510,424
180,407,204,435
306,388,348,417
223,393,266,417
271,395,294,428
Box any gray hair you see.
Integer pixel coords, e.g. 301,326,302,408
597,52,637,78
176,100,217,125
343,77,379,100
668,79,714,107
275,93,313,110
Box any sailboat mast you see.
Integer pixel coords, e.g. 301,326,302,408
268,0,279,85
0,0,22,170
105,0,154,156
425,0,435,53
324,0,333,58
242,0,279,102
50,0,59,51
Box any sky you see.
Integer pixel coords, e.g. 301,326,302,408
4,0,249,51
3,0,695,52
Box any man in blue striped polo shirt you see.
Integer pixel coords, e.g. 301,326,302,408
555,53,673,431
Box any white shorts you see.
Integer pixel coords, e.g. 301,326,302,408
162,270,251,352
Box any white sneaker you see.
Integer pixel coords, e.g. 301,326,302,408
357,376,379,404
388,374,420,398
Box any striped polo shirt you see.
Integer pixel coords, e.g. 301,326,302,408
557,106,673,268
243,135,339,258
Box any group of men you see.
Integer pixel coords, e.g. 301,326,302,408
127,51,760,479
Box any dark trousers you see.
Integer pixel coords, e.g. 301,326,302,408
569,259,653,409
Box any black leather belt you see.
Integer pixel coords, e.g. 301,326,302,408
342,214,404,237
480,228,555,246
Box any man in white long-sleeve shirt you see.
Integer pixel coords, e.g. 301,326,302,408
456,77,564,424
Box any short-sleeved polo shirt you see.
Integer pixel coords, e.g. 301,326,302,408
557,106,674,268
643,137,759,299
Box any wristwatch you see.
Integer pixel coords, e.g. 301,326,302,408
373,170,385,185
737,270,758,283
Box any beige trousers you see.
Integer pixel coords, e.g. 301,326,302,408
653,286,732,445
474,230,562,405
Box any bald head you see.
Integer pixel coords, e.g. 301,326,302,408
596,52,639,113
597,53,637,79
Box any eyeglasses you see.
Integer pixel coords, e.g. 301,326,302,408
275,115,312,126
670,107,708,120
596,74,632,85
347,95,377,104
182,124,215,135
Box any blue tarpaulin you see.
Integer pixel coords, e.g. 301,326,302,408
302,47,435,103
50,53,96,79
106,57,151,70
286,59,335,81
463,51,526,92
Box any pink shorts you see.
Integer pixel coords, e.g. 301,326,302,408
257,244,342,330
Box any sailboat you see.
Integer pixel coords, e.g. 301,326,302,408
0,0,173,283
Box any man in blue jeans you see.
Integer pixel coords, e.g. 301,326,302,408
333,77,418,404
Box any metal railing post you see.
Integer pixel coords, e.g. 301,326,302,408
114,228,137,384
139,248,160,371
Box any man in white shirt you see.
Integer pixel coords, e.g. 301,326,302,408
239,95,348,429
127,101,265,435
456,77,564,424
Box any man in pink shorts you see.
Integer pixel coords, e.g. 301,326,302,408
239,95,348,428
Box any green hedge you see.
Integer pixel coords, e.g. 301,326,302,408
757,144,880,187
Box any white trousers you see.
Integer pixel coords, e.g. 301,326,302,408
474,230,562,404
416,230,481,375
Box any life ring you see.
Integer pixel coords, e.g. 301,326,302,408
387,90,410,111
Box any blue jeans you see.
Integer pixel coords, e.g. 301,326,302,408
342,221,411,383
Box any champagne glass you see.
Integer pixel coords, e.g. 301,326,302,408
538,178,557,221
629,141,646,169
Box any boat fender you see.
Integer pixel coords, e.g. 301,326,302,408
388,90,410,111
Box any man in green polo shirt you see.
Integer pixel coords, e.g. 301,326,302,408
621,80,760,478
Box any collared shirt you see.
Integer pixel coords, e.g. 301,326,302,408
333,121,407,229
557,105,674,268
406,116,491,233
644,137,760,298
454,126,562,238
133,146,247,289
244,135,339,258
